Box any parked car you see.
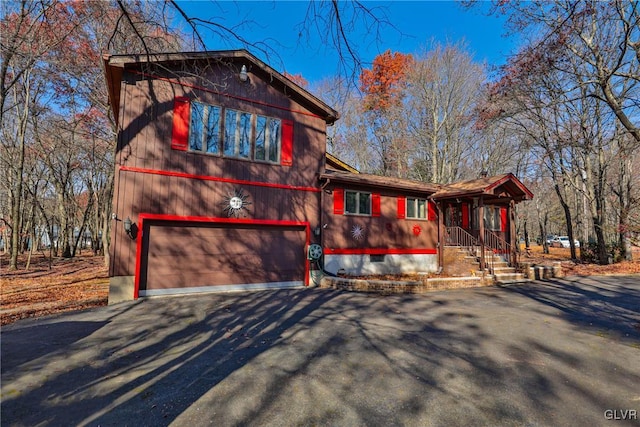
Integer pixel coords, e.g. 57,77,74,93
545,235,557,245
550,236,580,248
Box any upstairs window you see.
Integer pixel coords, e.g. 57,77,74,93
406,198,427,219
189,101,220,154
255,115,281,163
178,98,290,165
345,191,371,215
224,109,251,159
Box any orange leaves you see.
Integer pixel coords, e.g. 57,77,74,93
283,72,309,88
360,50,413,111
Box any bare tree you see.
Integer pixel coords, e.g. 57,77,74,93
404,41,486,183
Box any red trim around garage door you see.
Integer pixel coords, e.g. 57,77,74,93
134,214,311,299
324,248,437,255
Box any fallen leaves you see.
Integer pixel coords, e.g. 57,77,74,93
1,254,108,326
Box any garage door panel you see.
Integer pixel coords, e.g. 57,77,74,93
141,221,306,292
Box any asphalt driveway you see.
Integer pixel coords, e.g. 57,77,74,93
2,275,639,426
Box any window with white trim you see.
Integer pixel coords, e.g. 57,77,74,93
406,197,427,219
345,191,371,215
255,115,281,163
189,101,220,154
484,205,501,231
187,101,283,164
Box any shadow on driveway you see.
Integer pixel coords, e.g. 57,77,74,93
2,277,640,426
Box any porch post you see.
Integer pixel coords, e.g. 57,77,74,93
509,199,517,266
437,201,444,270
479,196,485,271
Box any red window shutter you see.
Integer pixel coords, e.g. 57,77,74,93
171,97,190,151
428,201,437,221
333,188,344,215
372,193,381,217
461,203,469,229
281,120,294,166
500,206,508,231
397,197,406,219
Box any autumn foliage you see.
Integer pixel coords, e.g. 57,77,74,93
360,50,413,111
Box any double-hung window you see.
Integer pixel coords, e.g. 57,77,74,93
189,101,220,154
406,198,427,219
345,191,371,215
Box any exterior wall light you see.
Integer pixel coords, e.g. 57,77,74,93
123,216,135,239
239,65,249,82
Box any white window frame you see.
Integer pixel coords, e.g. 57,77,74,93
406,197,427,219
254,115,281,164
189,101,221,154
345,191,372,216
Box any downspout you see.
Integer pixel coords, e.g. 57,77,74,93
436,199,444,272
479,196,485,272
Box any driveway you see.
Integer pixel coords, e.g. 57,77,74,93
2,275,639,426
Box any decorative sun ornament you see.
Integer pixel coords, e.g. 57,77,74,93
222,188,252,218
412,224,422,236
351,224,365,241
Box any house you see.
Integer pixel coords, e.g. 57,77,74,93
103,50,532,304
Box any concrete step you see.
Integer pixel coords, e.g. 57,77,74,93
491,267,516,274
494,272,527,283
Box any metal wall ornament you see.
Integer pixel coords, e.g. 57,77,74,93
222,188,252,218
351,224,365,241
412,224,422,236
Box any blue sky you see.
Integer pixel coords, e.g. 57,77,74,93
176,1,517,84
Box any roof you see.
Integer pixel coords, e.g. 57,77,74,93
432,173,534,202
320,170,533,202
103,49,340,126
320,169,440,194
325,153,359,174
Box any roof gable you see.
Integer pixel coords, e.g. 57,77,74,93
103,49,339,126
433,173,534,202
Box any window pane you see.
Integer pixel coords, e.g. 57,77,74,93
417,199,426,219
255,116,267,160
359,193,371,215
268,119,281,162
407,198,416,218
224,109,237,156
189,101,204,151
345,191,357,214
239,112,251,158
206,106,220,154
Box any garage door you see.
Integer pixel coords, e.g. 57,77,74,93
138,220,307,296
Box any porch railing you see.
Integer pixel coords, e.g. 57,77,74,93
484,230,518,268
446,226,493,273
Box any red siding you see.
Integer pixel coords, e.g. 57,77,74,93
171,97,190,151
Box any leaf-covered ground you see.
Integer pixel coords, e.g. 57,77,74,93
1,254,108,326
521,244,640,276
1,246,639,326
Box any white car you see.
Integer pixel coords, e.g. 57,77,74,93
551,236,580,248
